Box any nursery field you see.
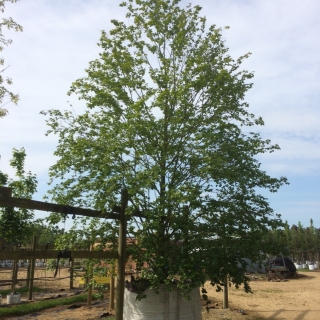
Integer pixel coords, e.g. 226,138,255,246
1,267,320,319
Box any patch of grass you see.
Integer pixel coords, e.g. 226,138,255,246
0,286,42,296
0,293,88,318
297,269,317,272
259,289,283,293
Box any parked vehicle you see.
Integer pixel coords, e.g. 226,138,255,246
266,255,296,277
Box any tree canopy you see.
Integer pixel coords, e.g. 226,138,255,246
0,0,23,118
43,0,288,295
0,147,37,244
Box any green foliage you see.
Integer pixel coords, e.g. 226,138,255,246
45,258,57,271
42,0,288,296
0,0,23,118
263,226,290,257
52,216,118,251
85,262,110,300
0,148,37,244
32,219,65,246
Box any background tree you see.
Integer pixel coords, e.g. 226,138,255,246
43,0,288,296
283,220,292,247
304,219,317,261
263,226,290,258
0,148,37,244
297,221,306,253
31,219,65,246
0,0,23,118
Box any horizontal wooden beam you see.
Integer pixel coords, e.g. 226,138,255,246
1,247,89,253
0,186,145,219
0,186,119,219
0,250,119,260
0,186,11,197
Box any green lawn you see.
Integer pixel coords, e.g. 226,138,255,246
0,293,88,318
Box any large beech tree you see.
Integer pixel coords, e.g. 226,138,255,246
43,0,288,295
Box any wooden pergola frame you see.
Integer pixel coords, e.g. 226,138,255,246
0,186,133,320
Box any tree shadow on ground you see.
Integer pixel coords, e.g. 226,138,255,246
290,272,317,281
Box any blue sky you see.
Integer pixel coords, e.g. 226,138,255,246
0,0,319,229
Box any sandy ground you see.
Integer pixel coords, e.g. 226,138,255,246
1,267,320,319
203,270,320,320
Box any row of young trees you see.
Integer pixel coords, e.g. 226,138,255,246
268,219,320,262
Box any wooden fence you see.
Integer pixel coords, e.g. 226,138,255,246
0,186,136,320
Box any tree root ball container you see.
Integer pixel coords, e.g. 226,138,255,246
7,293,21,304
123,285,201,320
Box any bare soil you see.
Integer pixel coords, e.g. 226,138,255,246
1,267,320,319
203,270,320,320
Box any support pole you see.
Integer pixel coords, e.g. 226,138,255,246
223,275,228,309
115,189,128,320
11,246,18,293
70,258,74,290
28,236,37,300
87,245,93,306
110,261,115,309
26,261,30,287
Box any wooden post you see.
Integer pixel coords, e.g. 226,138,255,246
15,244,21,284
70,258,74,290
115,189,128,320
223,275,228,309
110,261,115,309
11,246,18,293
26,260,30,287
87,245,93,306
28,236,37,300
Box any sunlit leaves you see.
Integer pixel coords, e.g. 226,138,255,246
0,148,37,244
